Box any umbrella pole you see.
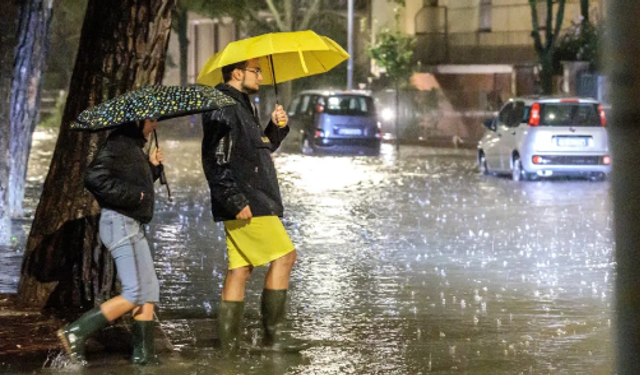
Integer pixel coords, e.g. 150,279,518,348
269,54,279,104
153,130,173,202
269,54,286,126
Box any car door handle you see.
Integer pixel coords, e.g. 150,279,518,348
511,131,516,135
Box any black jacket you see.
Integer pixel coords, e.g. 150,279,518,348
201,83,289,222
85,128,162,224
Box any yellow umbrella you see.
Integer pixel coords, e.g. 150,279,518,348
196,30,350,88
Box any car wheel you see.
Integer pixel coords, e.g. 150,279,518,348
512,157,523,181
301,136,314,155
478,152,489,175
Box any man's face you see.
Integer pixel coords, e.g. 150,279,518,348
240,58,262,95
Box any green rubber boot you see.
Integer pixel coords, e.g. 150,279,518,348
261,289,309,352
56,307,109,365
218,300,245,355
131,320,160,365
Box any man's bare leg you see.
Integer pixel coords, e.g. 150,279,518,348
265,250,297,289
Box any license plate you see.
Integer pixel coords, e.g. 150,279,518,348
338,128,362,136
557,137,587,147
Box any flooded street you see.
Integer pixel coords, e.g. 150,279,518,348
1,126,614,374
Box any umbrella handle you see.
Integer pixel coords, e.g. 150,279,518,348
153,130,173,202
268,55,286,126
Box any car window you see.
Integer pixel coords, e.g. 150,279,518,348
498,103,513,125
324,95,374,116
299,95,310,115
288,97,300,116
509,101,525,127
307,95,318,115
540,103,601,127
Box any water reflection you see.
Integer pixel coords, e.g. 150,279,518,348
1,127,613,374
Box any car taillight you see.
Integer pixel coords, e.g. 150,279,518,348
314,129,324,138
316,105,324,113
603,155,611,165
598,104,607,127
532,156,543,164
529,102,540,126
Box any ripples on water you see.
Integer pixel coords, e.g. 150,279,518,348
2,127,613,374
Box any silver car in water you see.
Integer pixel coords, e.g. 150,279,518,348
478,97,610,181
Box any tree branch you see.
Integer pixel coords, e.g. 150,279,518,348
552,0,567,48
544,0,552,50
265,0,287,31
299,0,321,31
529,0,544,54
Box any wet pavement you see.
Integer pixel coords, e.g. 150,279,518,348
0,126,614,374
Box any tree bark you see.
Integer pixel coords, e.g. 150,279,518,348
17,0,174,312
9,0,53,218
0,1,20,245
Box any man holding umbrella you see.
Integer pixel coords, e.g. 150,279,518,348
201,58,302,353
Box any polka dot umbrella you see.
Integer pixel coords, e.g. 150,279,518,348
71,85,237,201
71,84,236,131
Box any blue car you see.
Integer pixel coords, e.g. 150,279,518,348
286,90,381,156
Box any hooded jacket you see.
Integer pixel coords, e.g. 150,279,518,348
201,83,289,222
85,126,162,224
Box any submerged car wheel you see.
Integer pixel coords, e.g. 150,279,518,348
512,157,523,181
478,152,489,175
301,136,314,155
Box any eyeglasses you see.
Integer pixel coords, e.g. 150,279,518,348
243,68,262,76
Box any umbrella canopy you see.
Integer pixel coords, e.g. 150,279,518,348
196,30,350,87
71,84,236,131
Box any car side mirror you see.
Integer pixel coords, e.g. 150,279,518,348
483,118,496,132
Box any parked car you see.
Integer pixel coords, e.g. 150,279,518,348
477,97,610,181
286,90,381,155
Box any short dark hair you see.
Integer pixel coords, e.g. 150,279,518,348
222,61,248,83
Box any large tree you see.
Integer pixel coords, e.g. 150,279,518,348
0,1,20,245
529,0,567,94
9,0,54,218
17,0,175,311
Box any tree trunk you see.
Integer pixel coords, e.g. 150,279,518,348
0,1,20,245
174,5,189,86
17,0,174,312
539,52,554,95
9,0,53,218
580,0,589,25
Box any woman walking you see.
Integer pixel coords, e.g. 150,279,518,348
57,119,164,366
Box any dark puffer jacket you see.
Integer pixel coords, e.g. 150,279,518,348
85,127,162,224
201,83,289,222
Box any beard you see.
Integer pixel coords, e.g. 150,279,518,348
241,77,259,95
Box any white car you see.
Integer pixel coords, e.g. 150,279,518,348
478,97,611,181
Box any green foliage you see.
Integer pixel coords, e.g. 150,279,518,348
553,21,602,72
367,28,415,83
173,0,249,29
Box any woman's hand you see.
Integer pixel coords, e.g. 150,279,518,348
150,147,164,166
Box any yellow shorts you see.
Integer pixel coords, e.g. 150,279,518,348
224,216,295,270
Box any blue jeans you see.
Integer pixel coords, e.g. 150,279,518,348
99,209,159,305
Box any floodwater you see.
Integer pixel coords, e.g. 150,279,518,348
0,125,614,374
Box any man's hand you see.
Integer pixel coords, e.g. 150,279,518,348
271,104,288,127
236,205,253,220
150,147,164,166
